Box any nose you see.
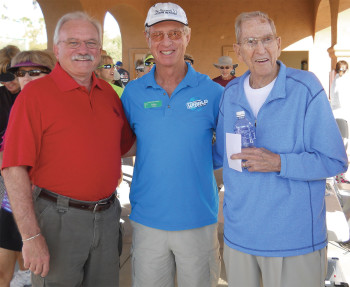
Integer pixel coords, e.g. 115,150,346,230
24,73,32,79
161,34,173,45
255,40,266,53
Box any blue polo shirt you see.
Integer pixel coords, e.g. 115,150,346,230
122,63,224,230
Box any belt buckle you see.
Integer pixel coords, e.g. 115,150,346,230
93,199,109,213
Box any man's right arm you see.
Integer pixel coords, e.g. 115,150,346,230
2,166,50,277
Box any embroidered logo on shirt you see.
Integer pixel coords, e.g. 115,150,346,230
186,97,208,111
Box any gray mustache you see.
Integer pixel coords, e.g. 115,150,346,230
71,54,95,61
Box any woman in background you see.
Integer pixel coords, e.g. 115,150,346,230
95,54,124,98
0,49,55,287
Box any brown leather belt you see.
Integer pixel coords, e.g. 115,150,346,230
38,188,115,212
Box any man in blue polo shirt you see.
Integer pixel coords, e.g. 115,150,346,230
121,2,223,287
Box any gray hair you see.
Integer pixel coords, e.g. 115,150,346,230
144,25,191,37
235,11,277,42
53,11,102,45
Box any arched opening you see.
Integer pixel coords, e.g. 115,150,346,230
0,0,47,49
102,12,122,65
334,8,350,62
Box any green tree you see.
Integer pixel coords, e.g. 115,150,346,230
20,16,47,50
103,32,122,63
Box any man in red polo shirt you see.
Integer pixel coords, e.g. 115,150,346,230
1,11,135,287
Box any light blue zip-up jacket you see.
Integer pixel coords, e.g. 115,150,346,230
213,61,348,257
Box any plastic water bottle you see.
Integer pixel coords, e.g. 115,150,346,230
234,111,256,147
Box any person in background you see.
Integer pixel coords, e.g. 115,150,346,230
143,53,154,74
116,61,130,86
95,54,124,97
212,56,238,87
0,44,23,287
121,3,223,286
330,60,350,183
0,45,20,148
330,60,349,113
184,53,194,66
2,11,135,287
0,50,55,287
213,11,348,287
134,59,145,79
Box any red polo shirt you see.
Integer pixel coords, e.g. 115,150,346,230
2,63,135,201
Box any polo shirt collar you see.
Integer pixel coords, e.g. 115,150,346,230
144,62,199,90
50,62,103,92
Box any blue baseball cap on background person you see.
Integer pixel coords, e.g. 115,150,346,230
116,61,123,66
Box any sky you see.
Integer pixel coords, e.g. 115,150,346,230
0,0,120,47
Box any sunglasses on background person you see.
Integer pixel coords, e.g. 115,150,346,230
14,70,50,77
98,64,115,69
144,61,155,66
220,66,232,70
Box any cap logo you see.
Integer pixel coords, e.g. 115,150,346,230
155,9,177,16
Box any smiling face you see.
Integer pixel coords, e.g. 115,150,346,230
146,21,191,69
233,17,281,88
53,19,101,82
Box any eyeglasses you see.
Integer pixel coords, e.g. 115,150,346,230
14,70,49,77
149,30,184,42
144,61,155,66
58,39,101,49
136,69,145,73
98,64,115,69
220,66,231,70
238,35,277,49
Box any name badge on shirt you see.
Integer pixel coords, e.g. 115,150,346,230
144,101,162,109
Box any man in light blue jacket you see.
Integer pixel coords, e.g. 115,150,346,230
213,11,348,287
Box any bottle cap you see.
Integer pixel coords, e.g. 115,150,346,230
236,111,245,117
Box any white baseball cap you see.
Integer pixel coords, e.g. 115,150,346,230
145,2,188,27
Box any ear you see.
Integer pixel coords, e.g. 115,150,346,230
233,43,243,62
53,44,59,61
185,28,191,45
144,31,151,48
276,36,282,58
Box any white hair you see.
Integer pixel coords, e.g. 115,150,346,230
53,11,102,45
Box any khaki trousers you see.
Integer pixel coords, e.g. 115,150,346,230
131,221,221,287
224,243,327,287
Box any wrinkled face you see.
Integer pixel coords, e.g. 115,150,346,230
146,21,191,68
96,59,115,83
16,66,49,89
53,19,101,81
233,17,281,86
1,78,20,94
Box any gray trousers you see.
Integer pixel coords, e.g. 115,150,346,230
32,188,121,287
